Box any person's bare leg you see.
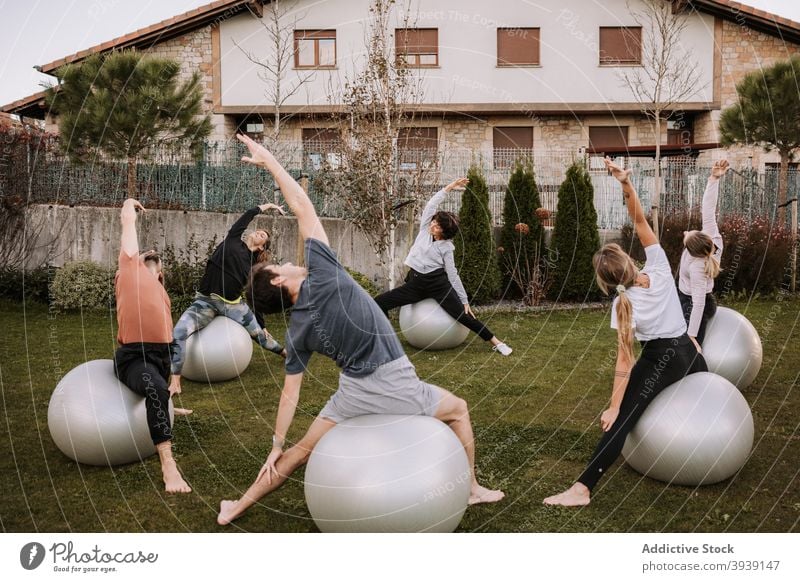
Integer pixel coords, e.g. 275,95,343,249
543,482,591,507
434,390,504,505
156,441,191,494
217,416,336,525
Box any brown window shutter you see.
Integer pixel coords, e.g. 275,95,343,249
599,27,641,64
493,127,533,149
497,28,540,66
398,127,438,150
397,28,437,53
589,126,629,150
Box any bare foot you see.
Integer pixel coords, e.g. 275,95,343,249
469,484,505,505
217,499,241,526
162,460,192,494
543,482,590,507
173,407,193,416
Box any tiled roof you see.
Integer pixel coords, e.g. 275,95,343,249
37,0,261,74
684,0,800,42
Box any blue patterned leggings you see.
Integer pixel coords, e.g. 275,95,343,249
171,293,283,375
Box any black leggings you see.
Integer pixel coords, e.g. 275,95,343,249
114,343,173,446
678,289,717,345
578,335,708,491
374,269,495,341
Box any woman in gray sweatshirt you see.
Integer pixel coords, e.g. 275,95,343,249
375,177,512,355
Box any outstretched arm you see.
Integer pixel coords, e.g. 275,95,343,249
600,341,634,432
702,160,728,251
419,177,468,227
120,198,144,258
237,134,328,246
604,157,657,248
227,207,261,240
257,372,303,484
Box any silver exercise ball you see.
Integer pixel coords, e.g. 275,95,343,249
304,415,471,532
48,359,174,466
702,307,762,389
181,316,253,382
399,298,469,350
622,372,754,486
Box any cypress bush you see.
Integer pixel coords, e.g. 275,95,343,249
499,162,544,297
454,165,500,304
550,161,601,300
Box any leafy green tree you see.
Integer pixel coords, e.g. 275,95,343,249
550,161,601,300
45,50,211,197
499,162,544,297
454,165,500,303
719,55,800,224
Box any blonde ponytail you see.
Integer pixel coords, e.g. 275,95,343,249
615,291,635,363
704,255,721,279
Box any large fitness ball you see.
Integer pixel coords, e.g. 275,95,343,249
48,359,174,466
702,307,762,389
181,316,253,383
304,415,471,532
399,299,469,350
622,372,753,486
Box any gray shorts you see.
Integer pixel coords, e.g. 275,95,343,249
318,355,444,423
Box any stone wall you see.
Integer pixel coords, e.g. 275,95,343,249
26,204,413,287
144,25,228,141
25,205,621,289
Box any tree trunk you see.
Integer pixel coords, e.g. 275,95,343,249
652,116,662,239
388,222,397,290
778,152,789,225
127,156,137,199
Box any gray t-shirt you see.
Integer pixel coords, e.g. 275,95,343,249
285,238,404,377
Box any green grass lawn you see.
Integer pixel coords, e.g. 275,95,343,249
1,297,797,533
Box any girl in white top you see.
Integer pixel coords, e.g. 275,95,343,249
375,177,512,355
678,160,729,348
544,158,707,507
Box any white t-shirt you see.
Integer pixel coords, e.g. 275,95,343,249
611,244,687,341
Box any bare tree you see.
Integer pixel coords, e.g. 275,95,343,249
620,0,704,237
317,0,429,288
233,0,315,145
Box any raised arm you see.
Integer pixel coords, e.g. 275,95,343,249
702,160,728,250
419,178,468,227
226,207,261,240
237,134,328,245
120,198,144,258
604,157,657,248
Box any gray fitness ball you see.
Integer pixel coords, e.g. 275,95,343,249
304,415,471,532
181,316,253,383
48,359,174,466
622,372,754,486
702,307,762,389
399,298,469,350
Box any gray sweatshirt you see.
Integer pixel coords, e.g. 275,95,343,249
404,189,469,304
678,177,723,337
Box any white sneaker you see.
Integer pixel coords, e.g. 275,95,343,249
493,342,513,356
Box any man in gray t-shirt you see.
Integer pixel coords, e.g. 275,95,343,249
285,237,402,377
216,134,504,527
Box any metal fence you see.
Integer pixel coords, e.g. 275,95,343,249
3,139,796,229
